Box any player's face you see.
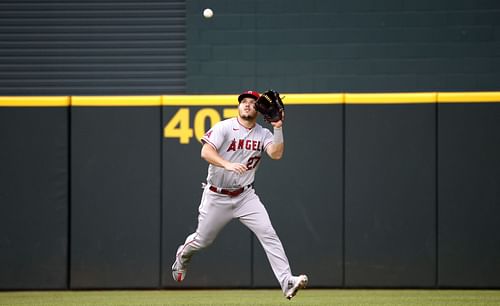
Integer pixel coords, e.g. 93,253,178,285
239,97,258,120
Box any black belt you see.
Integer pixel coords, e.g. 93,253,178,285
208,183,254,197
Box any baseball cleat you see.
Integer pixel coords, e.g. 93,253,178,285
284,274,308,300
172,245,187,282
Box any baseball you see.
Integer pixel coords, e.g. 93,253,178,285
203,8,213,18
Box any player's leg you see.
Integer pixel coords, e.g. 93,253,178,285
178,190,233,258
235,189,293,293
172,188,233,281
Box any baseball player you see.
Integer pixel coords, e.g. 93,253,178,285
171,90,308,299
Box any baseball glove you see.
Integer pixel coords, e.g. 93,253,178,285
255,90,284,122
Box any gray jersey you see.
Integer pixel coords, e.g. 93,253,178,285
201,117,273,188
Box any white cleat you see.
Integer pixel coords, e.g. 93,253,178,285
285,274,308,300
172,245,187,282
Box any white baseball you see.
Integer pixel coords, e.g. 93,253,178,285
203,8,213,18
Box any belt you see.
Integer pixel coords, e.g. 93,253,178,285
208,183,254,197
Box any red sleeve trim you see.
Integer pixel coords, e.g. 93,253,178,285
202,137,218,150
263,140,273,151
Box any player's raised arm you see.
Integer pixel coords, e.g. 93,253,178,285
201,143,248,174
265,116,284,160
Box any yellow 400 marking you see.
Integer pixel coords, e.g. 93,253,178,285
164,107,238,144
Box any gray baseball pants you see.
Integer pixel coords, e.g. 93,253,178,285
176,185,292,292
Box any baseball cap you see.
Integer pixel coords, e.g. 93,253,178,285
238,90,260,103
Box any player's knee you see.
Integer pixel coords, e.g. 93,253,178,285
256,225,277,239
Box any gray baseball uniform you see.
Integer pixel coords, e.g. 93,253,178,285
174,117,293,292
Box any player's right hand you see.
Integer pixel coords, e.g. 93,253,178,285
224,162,248,174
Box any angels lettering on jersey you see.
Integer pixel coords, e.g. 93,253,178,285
226,139,263,152
202,118,272,154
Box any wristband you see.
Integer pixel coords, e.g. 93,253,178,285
273,127,284,144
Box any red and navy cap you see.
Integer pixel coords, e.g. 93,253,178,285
238,90,260,103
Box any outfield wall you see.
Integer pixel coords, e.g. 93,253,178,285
1,93,499,290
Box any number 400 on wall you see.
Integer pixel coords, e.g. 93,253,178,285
164,107,238,144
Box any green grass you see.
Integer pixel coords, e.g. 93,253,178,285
1,289,500,306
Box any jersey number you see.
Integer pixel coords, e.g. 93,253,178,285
246,156,261,170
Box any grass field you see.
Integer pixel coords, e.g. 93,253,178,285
1,289,500,306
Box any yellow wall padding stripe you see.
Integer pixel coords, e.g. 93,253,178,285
282,93,344,104
71,96,162,106
345,92,437,104
0,96,70,106
1,92,500,107
437,92,500,103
